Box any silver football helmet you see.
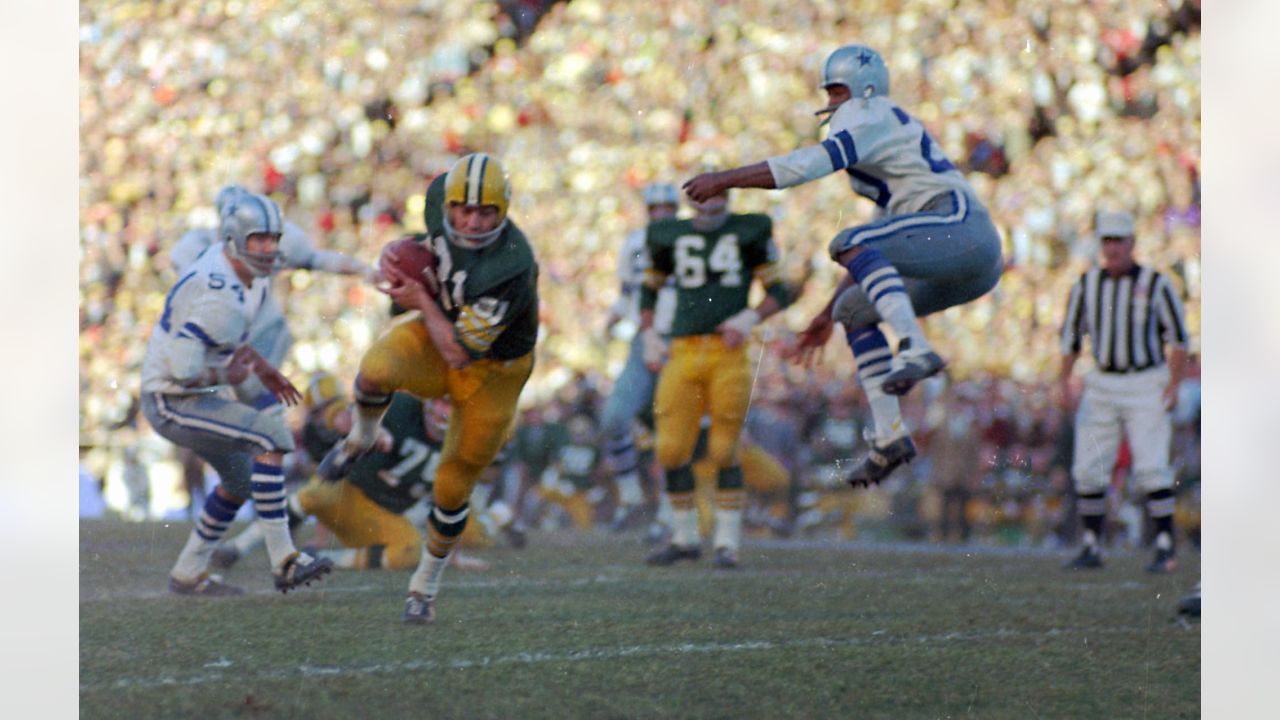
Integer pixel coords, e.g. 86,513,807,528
820,44,890,99
220,191,284,277
641,182,679,207
214,184,250,215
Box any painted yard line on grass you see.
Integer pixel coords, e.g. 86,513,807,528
747,536,1154,560
81,563,986,604
82,625,1151,691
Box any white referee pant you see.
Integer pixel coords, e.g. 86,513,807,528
1071,366,1173,495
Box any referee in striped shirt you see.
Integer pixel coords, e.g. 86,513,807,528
1057,210,1189,573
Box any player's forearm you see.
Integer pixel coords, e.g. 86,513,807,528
753,295,784,323
713,162,778,193
639,308,655,331
1166,347,1187,387
1057,353,1077,385
419,300,473,369
310,249,373,276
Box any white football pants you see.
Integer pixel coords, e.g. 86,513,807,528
1071,366,1173,495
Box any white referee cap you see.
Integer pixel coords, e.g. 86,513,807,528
1095,210,1136,238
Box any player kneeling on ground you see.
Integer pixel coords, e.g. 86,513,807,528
213,378,499,572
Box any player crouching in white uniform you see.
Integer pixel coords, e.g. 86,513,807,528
141,192,333,595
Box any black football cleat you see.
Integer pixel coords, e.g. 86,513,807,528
273,551,333,593
881,339,946,396
1146,547,1177,574
846,436,917,488
1063,546,1104,570
402,592,436,625
646,544,702,566
711,547,739,570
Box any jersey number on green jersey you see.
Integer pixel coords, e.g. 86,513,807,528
674,234,743,288
379,437,441,488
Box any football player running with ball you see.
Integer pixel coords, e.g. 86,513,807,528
684,45,1003,488
640,187,794,569
317,153,539,624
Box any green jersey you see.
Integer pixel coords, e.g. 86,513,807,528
300,393,442,515
414,174,540,360
641,213,788,336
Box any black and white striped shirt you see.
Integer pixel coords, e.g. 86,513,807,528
1060,265,1189,373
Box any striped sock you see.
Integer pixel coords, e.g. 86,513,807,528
607,432,640,477
171,490,244,580
847,326,905,443
844,248,927,350
714,469,745,551
250,460,295,569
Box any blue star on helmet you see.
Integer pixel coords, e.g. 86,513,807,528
857,51,873,66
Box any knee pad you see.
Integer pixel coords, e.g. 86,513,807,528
828,227,859,260
353,374,393,407
428,503,470,538
831,285,876,330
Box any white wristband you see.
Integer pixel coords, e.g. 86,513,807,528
721,308,761,336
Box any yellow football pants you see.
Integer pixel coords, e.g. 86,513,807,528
296,479,422,570
296,478,496,569
654,335,753,471
535,485,595,531
357,311,533,510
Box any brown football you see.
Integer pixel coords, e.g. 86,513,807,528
379,236,439,291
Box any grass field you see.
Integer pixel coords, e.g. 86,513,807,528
80,519,1199,719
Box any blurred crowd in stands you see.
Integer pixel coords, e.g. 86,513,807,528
78,0,1200,546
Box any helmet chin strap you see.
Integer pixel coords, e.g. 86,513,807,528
443,214,506,249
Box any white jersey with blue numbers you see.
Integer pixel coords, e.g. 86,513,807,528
169,220,316,275
142,243,270,395
615,227,675,334
767,96,975,216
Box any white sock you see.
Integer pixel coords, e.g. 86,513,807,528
876,294,929,351
615,471,643,506
228,521,265,555
713,508,742,552
170,530,216,581
1155,531,1173,551
671,508,698,547
865,381,907,444
408,547,450,598
258,517,296,570
1082,529,1099,550
348,410,383,452
656,492,674,527
487,500,514,530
